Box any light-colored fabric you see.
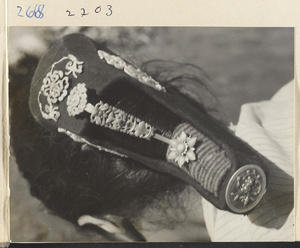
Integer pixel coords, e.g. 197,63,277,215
203,81,295,241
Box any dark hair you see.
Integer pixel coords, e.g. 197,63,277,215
10,55,223,226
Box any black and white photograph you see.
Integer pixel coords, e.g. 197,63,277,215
8,27,294,242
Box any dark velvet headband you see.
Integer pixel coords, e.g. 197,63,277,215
29,33,268,214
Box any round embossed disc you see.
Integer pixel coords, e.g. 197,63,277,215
225,164,267,214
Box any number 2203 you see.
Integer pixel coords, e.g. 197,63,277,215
17,4,45,19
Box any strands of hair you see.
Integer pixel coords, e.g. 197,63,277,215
101,60,224,141
141,60,225,124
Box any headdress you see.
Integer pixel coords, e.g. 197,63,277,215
29,34,268,214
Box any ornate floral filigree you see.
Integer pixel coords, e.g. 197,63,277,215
131,120,153,139
67,83,88,116
89,100,154,140
90,101,113,126
121,115,137,133
167,131,197,167
98,50,165,92
231,169,262,207
107,109,127,131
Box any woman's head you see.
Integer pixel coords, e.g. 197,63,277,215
10,60,185,224
10,34,221,235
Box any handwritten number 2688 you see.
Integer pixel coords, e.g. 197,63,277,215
17,5,45,19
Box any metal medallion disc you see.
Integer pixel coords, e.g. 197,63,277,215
225,164,267,214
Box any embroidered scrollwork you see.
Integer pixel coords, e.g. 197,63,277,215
41,70,69,104
42,104,60,121
65,54,84,78
38,54,84,122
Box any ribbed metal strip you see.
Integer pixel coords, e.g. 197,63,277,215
169,123,231,196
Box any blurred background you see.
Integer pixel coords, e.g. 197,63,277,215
8,27,294,242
